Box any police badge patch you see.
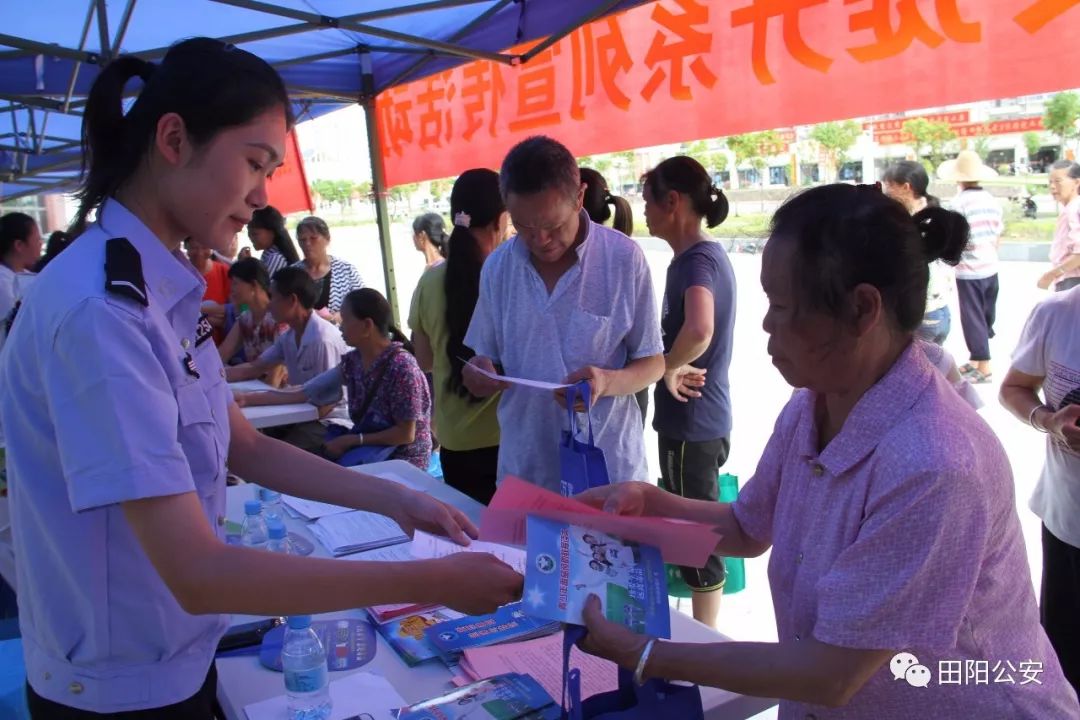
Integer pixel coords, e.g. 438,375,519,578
195,314,214,348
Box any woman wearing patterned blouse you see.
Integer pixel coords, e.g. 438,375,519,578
292,216,364,324
218,258,287,386
246,289,432,470
247,205,299,278
573,185,1079,719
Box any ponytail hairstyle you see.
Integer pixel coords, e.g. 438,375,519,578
641,156,729,228
444,168,505,400
770,184,970,335
413,213,449,259
882,161,940,208
248,205,300,264
342,288,414,354
580,167,634,236
74,37,293,230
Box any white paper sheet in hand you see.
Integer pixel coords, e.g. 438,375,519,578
243,671,405,720
410,531,527,574
309,510,410,556
462,360,571,391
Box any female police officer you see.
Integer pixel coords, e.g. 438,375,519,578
0,38,522,718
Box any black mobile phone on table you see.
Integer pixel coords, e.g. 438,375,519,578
216,617,283,654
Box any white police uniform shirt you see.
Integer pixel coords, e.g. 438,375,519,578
0,199,231,711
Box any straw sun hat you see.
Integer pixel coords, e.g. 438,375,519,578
937,149,998,183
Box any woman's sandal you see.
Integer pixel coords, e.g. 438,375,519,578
967,369,993,384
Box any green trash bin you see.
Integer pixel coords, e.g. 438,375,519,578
666,473,746,596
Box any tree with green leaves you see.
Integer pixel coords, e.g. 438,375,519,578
1044,91,1080,155
902,118,957,166
972,122,993,161
727,131,780,208
579,153,613,177
809,121,861,182
681,139,730,178
1023,132,1043,163
429,178,453,203
310,179,355,211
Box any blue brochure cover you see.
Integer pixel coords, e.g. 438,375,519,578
395,673,560,720
372,607,464,666
523,515,671,638
424,602,560,656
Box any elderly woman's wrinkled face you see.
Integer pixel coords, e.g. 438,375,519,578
760,238,857,392
297,226,330,261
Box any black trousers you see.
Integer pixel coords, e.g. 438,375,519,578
956,274,999,362
27,663,217,719
440,445,499,505
1041,524,1080,697
658,435,730,591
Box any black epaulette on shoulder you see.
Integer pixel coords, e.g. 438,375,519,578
104,238,148,307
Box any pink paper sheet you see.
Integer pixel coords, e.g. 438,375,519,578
459,632,619,702
480,476,722,568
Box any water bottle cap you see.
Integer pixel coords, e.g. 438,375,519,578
267,521,287,539
287,615,312,629
243,499,261,516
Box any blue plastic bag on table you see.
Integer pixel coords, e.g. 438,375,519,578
561,626,703,720
559,381,610,497
324,424,396,466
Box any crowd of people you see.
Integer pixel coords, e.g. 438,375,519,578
0,35,1078,718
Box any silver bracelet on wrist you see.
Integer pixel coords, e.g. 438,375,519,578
358,433,364,446
1028,404,1049,432
633,638,657,686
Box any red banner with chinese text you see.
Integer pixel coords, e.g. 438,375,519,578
376,0,1080,187
267,131,313,215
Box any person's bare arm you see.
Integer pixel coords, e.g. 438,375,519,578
234,389,307,408
122,491,522,617
581,594,891,709
413,330,435,374
226,358,274,383
218,322,243,363
1000,367,1080,452
664,286,715,369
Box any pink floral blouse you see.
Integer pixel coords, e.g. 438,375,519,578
732,343,1079,719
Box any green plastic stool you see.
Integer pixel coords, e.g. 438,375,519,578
666,473,746,597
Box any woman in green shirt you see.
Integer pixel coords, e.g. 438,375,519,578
409,169,509,503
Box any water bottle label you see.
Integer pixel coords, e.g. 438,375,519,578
284,666,327,693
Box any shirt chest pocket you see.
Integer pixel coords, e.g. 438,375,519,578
174,381,225,500
564,308,618,371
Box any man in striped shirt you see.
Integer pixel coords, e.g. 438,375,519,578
940,151,1004,384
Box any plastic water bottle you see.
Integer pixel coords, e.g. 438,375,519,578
240,499,269,548
266,518,294,555
257,486,283,524
282,615,332,720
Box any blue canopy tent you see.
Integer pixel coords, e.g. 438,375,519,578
0,0,650,318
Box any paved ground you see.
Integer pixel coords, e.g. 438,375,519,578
322,223,1055,718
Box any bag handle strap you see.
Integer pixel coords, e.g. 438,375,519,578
564,380,596,445
562,625,588,720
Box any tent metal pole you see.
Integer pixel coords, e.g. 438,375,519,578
383,0,513,90
0,35,100,64
94,0,111,63
63,1,96,113
111,0,138,56
360,50,400,325
520,0,625,62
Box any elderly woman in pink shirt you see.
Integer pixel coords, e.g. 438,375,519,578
1038,160,1080,292
576,184,1080,718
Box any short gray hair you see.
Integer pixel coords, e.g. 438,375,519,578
499,136,581,201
